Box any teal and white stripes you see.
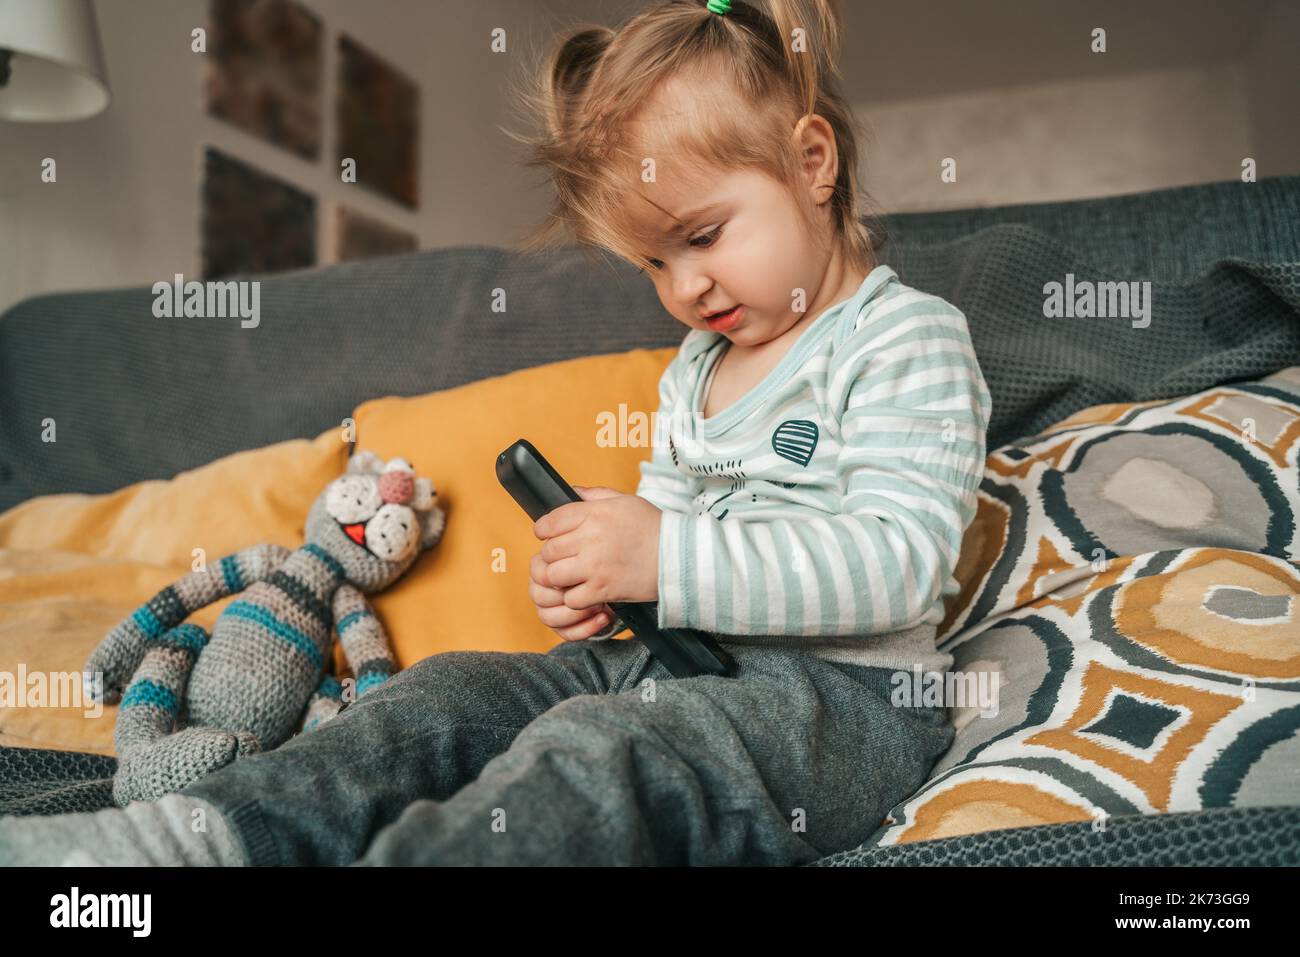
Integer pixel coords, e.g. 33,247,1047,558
331,582,398,696
637,265,991,672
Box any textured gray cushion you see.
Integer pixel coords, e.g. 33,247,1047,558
885,175,1300,280
809,803,1300,866
1,176,1298,513
0,745,117,817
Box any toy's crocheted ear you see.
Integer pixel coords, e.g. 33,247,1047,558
410,477,435,510
346,450,385,476
419,502,447,550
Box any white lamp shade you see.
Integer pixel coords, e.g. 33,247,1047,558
0,0,110,122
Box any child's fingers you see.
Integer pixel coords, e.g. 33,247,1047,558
572,485,621,501
537,601,595,627
528,553,571,611
529,551,552,586
529,551,613,639
529,576,565,607
555,608,613,642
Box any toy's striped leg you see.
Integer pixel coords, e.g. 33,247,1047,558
114,623,209,760
85,543,291,705
112,623,260,806
332,583,399,699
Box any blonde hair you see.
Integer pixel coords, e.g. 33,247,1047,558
502,0,885,274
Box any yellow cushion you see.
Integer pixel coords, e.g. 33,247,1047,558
348,347,676,665
0,348,676,755
0,429,350,565
0,429,349,754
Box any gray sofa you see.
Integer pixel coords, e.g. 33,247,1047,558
2,176,1299,865
4,175,1299,513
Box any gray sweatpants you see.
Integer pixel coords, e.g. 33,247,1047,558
173,635,953,866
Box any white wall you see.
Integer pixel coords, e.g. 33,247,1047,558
858,1,1298,213
1243,0,1300,176
1,0,1295,313
0,0,563,313
859,63,1256,212
543,0,1297,215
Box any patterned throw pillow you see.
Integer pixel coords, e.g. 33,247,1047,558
871,365,1300,845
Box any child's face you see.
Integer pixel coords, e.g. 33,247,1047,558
628,165,839,349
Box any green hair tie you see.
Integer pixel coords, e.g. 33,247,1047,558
706,0,732,14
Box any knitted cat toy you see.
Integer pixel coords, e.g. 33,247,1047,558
82,450,447,807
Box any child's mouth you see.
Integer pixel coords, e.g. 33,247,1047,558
706,305,744,331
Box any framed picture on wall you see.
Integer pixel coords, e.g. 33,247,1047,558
201,147,317,279
204,0,324,161
337,34,419,209
331,204,418,262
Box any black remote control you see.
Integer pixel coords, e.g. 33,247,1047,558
496,438,736,679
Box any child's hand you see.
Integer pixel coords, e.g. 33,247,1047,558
532,485,661,609
529,550,616,641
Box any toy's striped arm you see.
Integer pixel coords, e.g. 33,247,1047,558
84,543,292,705
303,585,400,733
332,583,399,700
302,675,346,733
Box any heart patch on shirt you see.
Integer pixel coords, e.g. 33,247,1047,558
771,419,819,467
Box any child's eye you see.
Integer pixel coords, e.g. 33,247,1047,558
689,225,723,250
639,225,723,273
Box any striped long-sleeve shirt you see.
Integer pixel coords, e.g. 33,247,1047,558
611,264,991,674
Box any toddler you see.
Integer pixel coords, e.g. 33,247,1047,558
0,0,989,867
522,0,987,734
